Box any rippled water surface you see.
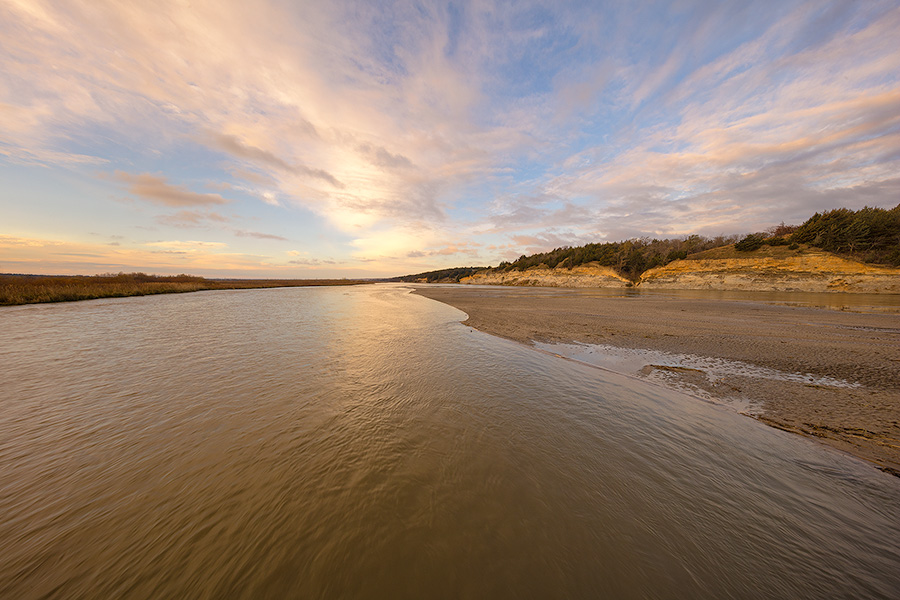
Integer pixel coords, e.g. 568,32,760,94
1,285,898,599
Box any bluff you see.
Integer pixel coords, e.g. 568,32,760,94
460,246,900,293
639,245,900,293
461,262,629,287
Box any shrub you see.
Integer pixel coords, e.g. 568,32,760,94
735,233,766,252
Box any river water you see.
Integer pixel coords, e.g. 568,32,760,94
1,284,898,599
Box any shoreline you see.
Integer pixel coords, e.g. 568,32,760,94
413,285,900,476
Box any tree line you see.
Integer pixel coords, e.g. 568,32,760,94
394,267,485,283
789,205,900,264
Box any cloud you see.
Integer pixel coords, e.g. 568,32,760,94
288,257,337,266
508,230,603,256
156,210,230,227
520,4,900,242
0,232,386,278
113,172,230,207
0,0,497,240
357,143,414,170
0,235,63,248
154,211,290,241
0,143,108,166
227,167,277,187
484,196,596,234
233,229,288,241
0,234,242,276
209,132,294,171
405,241,482,258
209,132,344,188
145,240,228,251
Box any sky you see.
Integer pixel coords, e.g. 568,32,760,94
1,0,899,278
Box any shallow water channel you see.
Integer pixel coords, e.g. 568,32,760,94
1,284,898,598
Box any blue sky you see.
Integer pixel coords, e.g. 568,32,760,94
2,0,899,277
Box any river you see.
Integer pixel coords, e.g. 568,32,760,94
1,284,898,598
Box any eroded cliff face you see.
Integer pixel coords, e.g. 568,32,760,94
461,263,630,288
639,250,900,293
458,248,900,293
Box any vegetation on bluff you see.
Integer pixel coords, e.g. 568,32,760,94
493,235,741,281
788,205,900,265
404,204,900,284
394,267,486,283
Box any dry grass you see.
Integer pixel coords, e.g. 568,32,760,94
0,273,371,306
685,243,810,261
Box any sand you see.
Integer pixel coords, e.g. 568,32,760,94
413,285,900,476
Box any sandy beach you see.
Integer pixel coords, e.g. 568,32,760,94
414,285,900,475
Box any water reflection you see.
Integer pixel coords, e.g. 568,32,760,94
0,285,898,599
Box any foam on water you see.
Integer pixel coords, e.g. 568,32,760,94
534,341,861,388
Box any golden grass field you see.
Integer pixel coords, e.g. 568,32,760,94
0,273,371,306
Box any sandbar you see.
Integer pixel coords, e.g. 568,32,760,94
414,285,900,476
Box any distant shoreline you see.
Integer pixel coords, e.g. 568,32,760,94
0,274,372,306
413,285,900,477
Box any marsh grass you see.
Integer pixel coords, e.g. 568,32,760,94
0,273,369,306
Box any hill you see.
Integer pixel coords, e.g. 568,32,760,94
404,204,900,292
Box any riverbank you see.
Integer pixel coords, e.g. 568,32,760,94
413,285,900,476
0,273,371,306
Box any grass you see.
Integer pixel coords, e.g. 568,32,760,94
683,243,811,261
0,273,372,306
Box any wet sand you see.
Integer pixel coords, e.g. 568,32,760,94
413,286,900,476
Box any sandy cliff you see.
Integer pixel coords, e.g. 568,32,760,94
461,262,630,288
459,246,900,293
639,247,900,293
